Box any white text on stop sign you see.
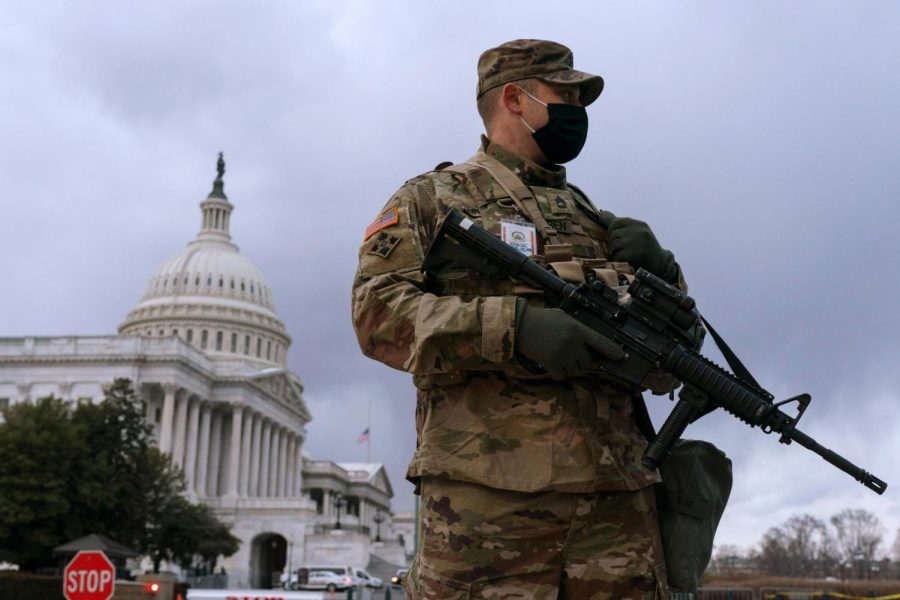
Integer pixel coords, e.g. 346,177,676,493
66,569,113,593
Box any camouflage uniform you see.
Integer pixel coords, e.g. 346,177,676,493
352,40,674,598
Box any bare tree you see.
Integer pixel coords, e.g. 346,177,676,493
890,528,900,578
783,514,833,577
757,525,791,576
830,508,884,579
893,528,900,561
754,514,839,577
711,544,747,575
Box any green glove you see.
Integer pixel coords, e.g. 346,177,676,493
606,217,678,283
515,300,625,380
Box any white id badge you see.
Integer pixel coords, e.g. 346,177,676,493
500,220,537,256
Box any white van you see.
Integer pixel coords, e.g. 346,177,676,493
354,568,383,589
282,565,363,591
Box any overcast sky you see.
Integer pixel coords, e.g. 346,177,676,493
1,1,898,553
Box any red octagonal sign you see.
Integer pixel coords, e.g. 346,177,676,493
64,550,116,600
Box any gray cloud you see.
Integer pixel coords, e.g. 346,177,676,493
1,0,898,549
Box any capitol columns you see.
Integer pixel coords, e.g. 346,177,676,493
280,432,291,497
249,413,263,496
225,402,244,497
159,382,179,454
285,435,296,498
277,429,288,497
172,389,189,466
238,407,253,496
195,401,212,496
207,409,224,496
184,396,201,492
259,419,272,497
268,427,281,497
293,433,304,496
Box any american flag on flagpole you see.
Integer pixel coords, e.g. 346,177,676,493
357,427,370,444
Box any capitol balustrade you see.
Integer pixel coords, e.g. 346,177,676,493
311,523,371,535
303,461,349,479
0,335,213,370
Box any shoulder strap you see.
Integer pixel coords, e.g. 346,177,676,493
460,151,561,248
567,182,616,229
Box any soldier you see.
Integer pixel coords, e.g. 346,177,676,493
352,39,687,599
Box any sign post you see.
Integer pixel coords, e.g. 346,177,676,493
63,550,116,600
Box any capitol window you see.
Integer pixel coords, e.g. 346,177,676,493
187,329,194,343
345,495,360,517
231,333,237,353
244,335,250,355
216,331,223,351
256,338,261,358
267,340,271,360
310,488,324,514
201,330,208,350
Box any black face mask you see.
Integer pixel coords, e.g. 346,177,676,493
519,87,589,164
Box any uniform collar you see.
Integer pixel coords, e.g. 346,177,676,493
481,135,568,189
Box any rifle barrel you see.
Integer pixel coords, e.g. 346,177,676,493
788,427,887,494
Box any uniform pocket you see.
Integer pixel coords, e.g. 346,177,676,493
404,554,472,600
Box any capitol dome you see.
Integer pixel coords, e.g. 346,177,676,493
119,154,291,367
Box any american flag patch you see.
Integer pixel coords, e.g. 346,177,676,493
364,208,400,240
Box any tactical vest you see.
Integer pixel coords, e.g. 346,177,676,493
439,151,636,294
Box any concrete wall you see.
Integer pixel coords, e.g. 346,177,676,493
369,541,407,567
301,532,369,568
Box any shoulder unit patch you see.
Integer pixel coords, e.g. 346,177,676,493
367,231,402,259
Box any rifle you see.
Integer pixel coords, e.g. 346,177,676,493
422,208,887,495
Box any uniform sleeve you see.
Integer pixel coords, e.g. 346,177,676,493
673,261,689,295
351,178,517,374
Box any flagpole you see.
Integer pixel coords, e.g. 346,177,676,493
366,398,372,463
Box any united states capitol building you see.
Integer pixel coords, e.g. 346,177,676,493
0,156,409,587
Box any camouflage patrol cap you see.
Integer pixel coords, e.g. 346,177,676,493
477,39,604,106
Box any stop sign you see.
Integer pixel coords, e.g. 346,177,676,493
63,550,116,600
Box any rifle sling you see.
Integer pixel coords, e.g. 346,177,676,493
698,314,760,389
